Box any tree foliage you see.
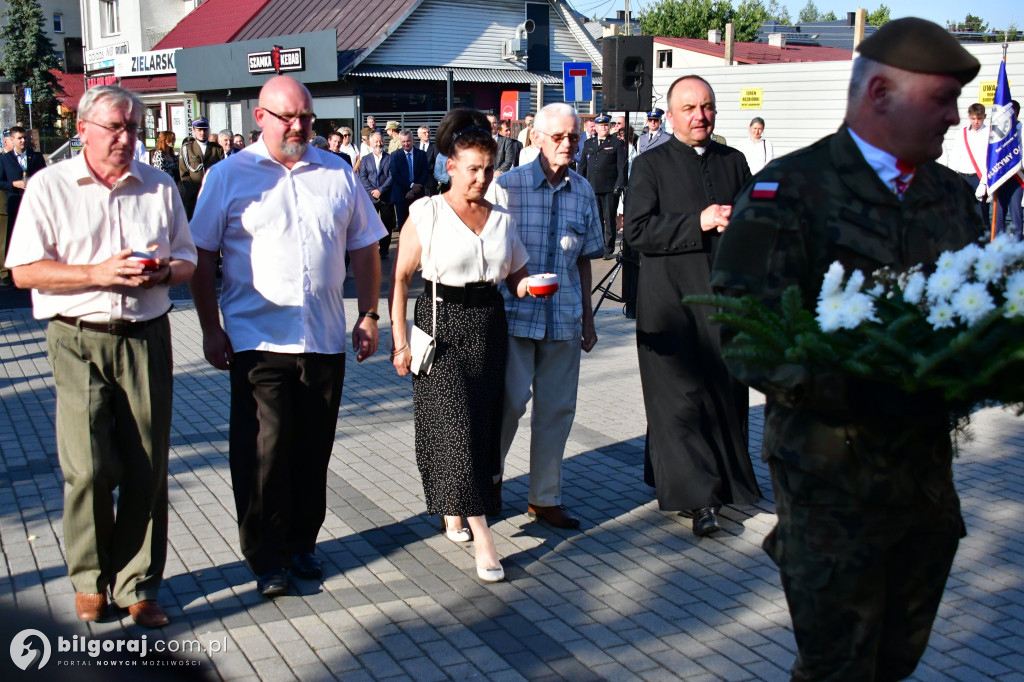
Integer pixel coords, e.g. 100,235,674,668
798,1,819,23
821,10,838,21
866,4,891,26
638,0,792,41
0,0,59,132
947,14,989,33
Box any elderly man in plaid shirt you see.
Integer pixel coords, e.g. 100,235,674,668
491,102,604,529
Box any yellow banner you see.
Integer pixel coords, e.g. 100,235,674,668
740,87,763,109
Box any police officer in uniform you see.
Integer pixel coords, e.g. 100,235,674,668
636,108,669,154
710,18,983,680
579,114,627,258
178,118,225,220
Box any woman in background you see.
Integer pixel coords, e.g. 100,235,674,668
739,117,774,175
150,131,179,183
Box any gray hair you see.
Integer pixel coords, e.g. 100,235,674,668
337,126,352,136
310,136,329,150
847,56,890,108
399,129,414,140
534,103,580,132
78,85,144,125
218,129,233,138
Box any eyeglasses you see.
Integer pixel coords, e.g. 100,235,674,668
534,130,581,145
260,108,317,127
341,133,351,137
82,120,140,137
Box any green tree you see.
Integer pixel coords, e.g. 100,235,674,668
821,10,838,21
798,0,819,23
734,0,771,41
866,4,891,26
637,0,736,39
946,14,989,33
0,0,59,132
766,0,792,24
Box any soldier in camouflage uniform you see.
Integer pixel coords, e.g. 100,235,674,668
710,19,984,680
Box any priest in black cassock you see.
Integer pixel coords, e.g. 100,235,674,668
623,75,761,537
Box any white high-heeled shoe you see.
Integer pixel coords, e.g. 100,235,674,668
440,516,472,543
476,562,505,583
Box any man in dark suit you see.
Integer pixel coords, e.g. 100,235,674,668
389,129,430,235
416,126,439,193
0,126,47,265
178,118,224,220
487,113,519,175
358,132,396,257
579,114,627,258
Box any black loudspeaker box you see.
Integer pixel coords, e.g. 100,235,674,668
601,36,653,112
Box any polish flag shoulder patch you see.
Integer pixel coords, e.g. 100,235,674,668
750,181,779,200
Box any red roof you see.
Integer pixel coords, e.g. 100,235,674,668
119,74,179,92
655,36,851,64
153,0,274,50
51,70,86,110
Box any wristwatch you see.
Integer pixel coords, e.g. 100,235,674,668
358,311,380,320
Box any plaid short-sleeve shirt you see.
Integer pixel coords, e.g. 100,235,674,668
493,160,603,341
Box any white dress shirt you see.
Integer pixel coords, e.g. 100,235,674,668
133,138,149,164
5,154,196,321
414,195,528,287
189,138,387,354
943,124,988,176
848,128,910,196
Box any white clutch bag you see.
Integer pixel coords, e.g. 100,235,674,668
408,325,436,376
408,278,437,376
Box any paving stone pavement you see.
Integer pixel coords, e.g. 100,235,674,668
2,296,1024,681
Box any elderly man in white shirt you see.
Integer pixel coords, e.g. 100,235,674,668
189,75,385,598
942,102,990,225
5,85,197,628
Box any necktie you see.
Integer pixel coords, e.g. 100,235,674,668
407,152,414,185
894,159,915,199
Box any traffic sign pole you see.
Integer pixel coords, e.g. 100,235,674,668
25,87,33,134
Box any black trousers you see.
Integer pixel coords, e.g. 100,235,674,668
229,350,346,575
595,191,619,254
373,200,397,254
959,172,991,227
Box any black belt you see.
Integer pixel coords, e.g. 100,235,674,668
53,312,167,335
430,281,500,307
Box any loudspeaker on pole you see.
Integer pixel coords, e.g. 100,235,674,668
601,36,653,112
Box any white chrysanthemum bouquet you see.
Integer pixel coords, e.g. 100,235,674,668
687,235,1024,414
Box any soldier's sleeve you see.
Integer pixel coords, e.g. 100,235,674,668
615,140,627,187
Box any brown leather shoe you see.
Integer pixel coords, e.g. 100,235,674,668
527,504,581,529
127,600,169,628
75,592,107,621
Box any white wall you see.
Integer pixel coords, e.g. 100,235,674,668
649,42,1024,159
0,0,81,52
82,0,193,56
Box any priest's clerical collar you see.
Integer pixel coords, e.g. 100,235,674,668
693,146,707,155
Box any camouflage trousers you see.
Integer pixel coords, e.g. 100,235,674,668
766,460,962,681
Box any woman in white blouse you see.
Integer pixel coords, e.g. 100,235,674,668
740,117,774,175
336,126,362,172
390,109,539,583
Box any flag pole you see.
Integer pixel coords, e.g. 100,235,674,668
990,41,1010,242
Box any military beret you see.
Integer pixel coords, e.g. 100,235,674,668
191,118,210,129
647,108,665,119
361,126,373,137
856,17,980,85
594,114,611,124
385,120,401,131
